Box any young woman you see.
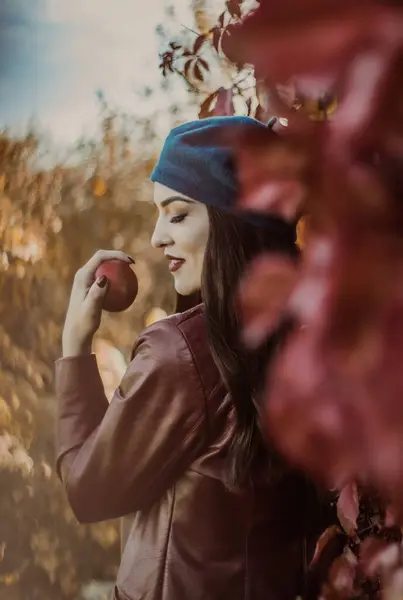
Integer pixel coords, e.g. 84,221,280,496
56,116,325,600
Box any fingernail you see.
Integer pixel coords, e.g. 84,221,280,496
97,275,107,288
127,256,135,264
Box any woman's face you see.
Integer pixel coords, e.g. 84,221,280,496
151,183,210,296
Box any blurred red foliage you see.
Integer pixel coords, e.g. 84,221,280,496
235,0,403,511
231,1,403,597
164,1,403,595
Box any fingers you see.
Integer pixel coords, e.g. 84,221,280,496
86,249,134,273
75,250,134,287
84,275,109,314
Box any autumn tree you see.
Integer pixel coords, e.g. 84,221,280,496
0,109,176,599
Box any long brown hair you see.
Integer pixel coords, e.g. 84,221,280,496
202,206,299,490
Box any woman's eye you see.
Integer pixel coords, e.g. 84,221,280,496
170,214,187,224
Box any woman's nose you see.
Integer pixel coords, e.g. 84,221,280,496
151,220,172,249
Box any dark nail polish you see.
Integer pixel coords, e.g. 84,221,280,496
97,275,107,288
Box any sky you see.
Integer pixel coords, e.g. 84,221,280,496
0,0,208,147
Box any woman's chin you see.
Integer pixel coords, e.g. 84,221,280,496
174,278,200,297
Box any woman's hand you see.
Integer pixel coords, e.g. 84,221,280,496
62,250,134,357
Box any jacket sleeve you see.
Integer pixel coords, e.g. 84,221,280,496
55,319,208,523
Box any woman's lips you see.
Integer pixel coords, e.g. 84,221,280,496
169,259,185,272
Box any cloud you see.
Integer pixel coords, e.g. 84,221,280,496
0,0,198,144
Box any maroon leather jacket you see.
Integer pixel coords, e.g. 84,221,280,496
55,304,318,600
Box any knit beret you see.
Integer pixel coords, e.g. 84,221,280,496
151,116,297,243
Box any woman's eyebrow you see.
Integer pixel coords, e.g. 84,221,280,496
160,196,195,208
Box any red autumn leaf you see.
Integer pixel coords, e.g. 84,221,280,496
264,231,403,490
385,505,397,528
193,34,206,55
231,0,403,178
360,537,399,578
213,87,235,116
327,551,358,598
227,2,399,82
265,326,360,489
184,59,193,80
310,525,344,568
220,21,243,63
226,0,242,20
261,204,403,497
336,481,359,536
198,57,209,72
211,27,222,53
239,180,306,220
236,127,314,220
199,90,219,119
193,62,205,82
254,103,266,123
239,253,298,347
286,232,334,327
328,46,403,172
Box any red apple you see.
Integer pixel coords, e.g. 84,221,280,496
95,259,138,313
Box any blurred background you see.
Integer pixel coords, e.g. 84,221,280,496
0,0,236,598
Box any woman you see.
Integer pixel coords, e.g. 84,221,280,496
56,116,325,600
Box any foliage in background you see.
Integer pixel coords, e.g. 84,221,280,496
0,109,176,599
159,0,263,119
159,0,337,124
